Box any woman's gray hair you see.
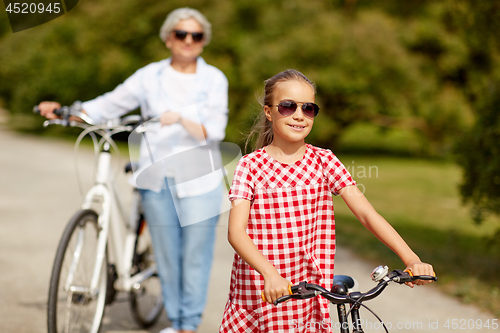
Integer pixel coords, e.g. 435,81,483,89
159,7,212,46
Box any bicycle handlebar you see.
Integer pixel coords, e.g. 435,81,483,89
33,102,157,130
272,268,437,306
33,101,98,125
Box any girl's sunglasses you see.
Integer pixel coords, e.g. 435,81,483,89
173,30,204,43
268,100,320,118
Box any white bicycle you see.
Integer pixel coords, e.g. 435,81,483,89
36,102,164,333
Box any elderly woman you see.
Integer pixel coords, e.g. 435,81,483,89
39,7,228,333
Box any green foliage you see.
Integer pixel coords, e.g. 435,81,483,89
210,1,477,155
0,0,481,156
456,85,500,226
446,0,500,227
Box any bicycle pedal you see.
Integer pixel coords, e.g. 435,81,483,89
71,293,91,305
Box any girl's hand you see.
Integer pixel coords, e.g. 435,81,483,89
404,261,435,288
262,272,292,304
160,111,182,126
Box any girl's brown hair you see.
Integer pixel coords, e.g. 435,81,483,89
245,69,316,152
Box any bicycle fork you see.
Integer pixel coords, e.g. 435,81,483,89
65,149,113,299
336,304,364,333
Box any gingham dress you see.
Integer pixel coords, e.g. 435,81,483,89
219,144,356,333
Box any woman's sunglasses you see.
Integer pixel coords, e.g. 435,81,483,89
173,30,204,43
268,100,320,118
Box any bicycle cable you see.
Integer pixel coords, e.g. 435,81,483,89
356,302,389,333
73,123,123,198
73,123,102,197
319,289,389,333
332,292,389,333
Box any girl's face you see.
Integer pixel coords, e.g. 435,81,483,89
264,79,315,145
166,18,204,63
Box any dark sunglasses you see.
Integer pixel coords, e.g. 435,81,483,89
173,30,204,42
268,100,320,118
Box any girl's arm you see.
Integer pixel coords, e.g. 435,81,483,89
228,199,292,303
339,185,434,287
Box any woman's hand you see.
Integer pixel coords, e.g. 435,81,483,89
404,261,435,288
160,111,182,126
38,101,62,119
262,272,292,304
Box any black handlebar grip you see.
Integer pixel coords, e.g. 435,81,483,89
413,275,438,282
274,294,294,306
33,105,64,117
53,108,64,117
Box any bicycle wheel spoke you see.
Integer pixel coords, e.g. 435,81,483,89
64,227,86,291
48,210,107,333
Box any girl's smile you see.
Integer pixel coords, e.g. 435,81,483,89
287,123,306,131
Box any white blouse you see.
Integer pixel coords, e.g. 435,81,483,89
82,57,229,197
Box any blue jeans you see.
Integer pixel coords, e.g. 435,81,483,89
141,179,222,331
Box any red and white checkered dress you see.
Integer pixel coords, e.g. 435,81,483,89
219,144,356,333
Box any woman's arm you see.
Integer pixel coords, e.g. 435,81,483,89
339,185,434,287
160,70,228,141
228,199,291,303
160,111,207,141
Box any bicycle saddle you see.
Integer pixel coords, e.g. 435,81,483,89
332,275,359,294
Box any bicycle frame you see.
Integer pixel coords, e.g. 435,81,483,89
67,142,156,297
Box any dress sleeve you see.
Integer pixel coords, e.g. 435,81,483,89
322,150,356,196
228,158,254,201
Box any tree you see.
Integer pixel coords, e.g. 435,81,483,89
450,0,500,233
0,0,477,156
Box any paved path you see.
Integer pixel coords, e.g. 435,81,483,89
0,127,497,333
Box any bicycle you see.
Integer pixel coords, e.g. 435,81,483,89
35,102,164,333
273,265,437,333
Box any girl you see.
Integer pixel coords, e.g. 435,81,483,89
219,69,434,332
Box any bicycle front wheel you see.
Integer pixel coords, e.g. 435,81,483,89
47,209,108,333
129,218,164,327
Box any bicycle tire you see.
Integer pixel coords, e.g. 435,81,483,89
47,209,108,333
129,217,164,327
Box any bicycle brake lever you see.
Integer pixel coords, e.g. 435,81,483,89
43,119,68,127
71,111,95,125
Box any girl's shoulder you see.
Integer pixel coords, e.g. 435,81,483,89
239,145,338,164
238,147,266,166
306,144,347,170
306,144,337,160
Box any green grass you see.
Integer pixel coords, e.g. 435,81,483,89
332,154,500,317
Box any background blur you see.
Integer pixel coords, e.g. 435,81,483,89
1,0,499,318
